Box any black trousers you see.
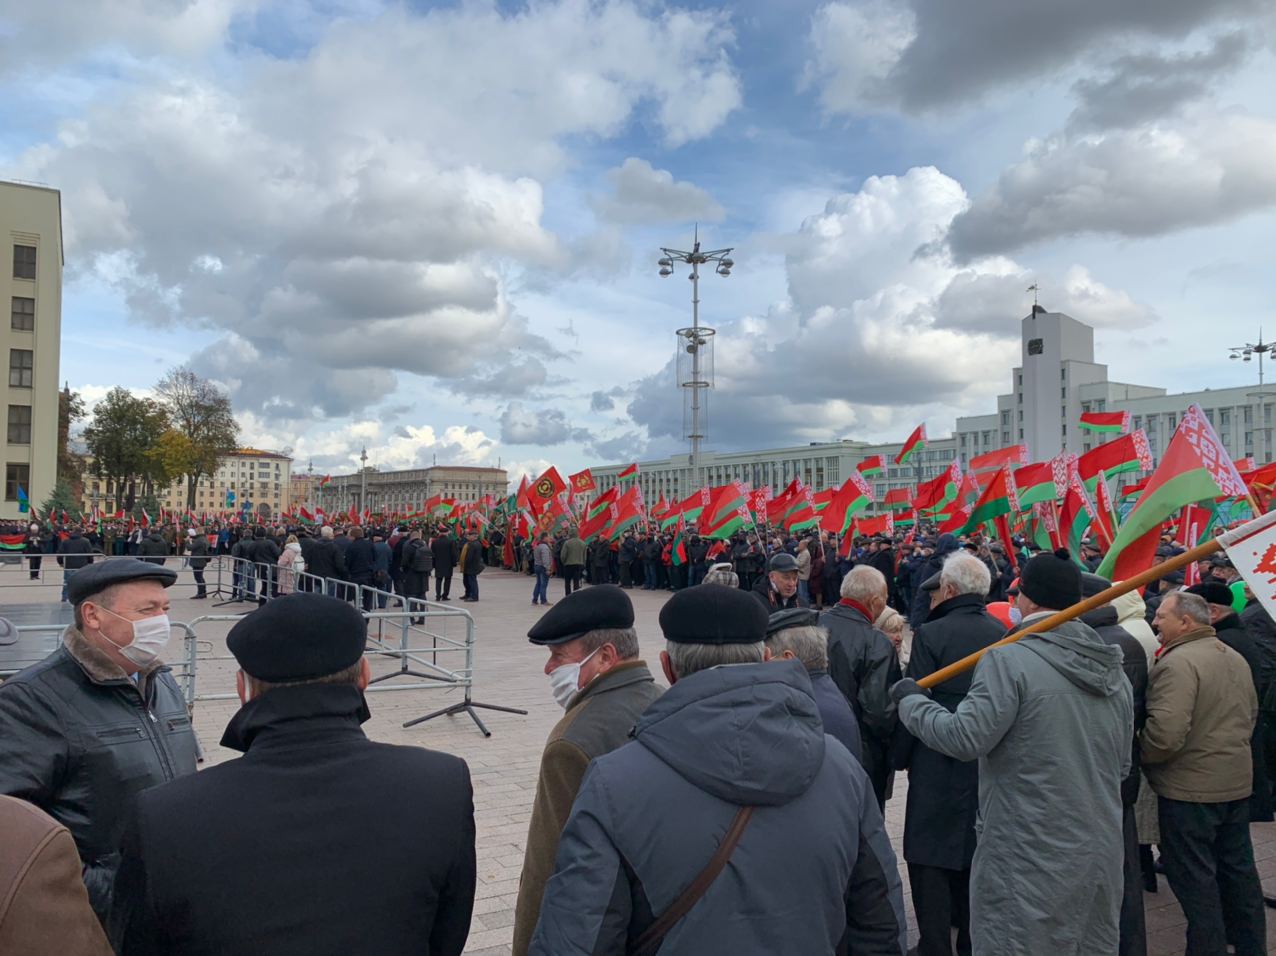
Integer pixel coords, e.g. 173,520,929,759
192,568,206,597
435,572,452,599
618,562,632,587
907,863,970,956
563,565,583,595
1119,805,1147,956
1159,795,1265,955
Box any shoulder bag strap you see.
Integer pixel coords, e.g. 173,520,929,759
630,806,754,956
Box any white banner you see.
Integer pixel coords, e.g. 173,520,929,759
1219,509,1276,621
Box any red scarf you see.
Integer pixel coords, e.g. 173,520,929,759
838,597,873,620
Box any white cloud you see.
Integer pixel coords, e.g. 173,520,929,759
590,158,724,225
803,1,916,115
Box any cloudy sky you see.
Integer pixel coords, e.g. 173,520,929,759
4,0,1274,484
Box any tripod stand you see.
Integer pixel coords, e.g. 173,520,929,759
211,555,254,608
402,690,527,738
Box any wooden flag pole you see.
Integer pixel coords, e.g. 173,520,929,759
917,536,1223,689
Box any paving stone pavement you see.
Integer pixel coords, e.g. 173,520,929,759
13,558,1276,954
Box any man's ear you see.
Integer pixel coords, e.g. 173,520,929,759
660,649,677,685
357,656,372,691
236,669,249,704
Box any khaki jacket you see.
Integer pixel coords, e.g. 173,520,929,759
0,796,112,955
1141,626,1257,803
511,660,662,956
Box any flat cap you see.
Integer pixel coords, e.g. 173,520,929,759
921,571,942,592
68,557,177,605
766,607,820,636
1080,572,1113,599
768,552,799,572
227,592,366,682
660,584,768,645
527,584,633,646
1186,582,1234,608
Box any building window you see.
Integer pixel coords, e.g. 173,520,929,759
1061,368,1067,381
4,463,28,501
1027,338,1044,356
7,405,31,444
10,297,34,331
1061,388,1067,399
8,349,33,388
12,245,36,280
1221,408,1232,427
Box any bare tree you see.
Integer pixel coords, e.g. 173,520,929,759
154,367,240,509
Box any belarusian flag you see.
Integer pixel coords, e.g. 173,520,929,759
651,494,669,522
1077,430,1153,491
0,534,25,551
515,475,532,512
319,474,331,489
884,487,913,511
1118,478,1149,501
569,468,596,493
603,487,644,540
1096,404,1248,581
912,460,961,515
671,516,688,566
857,456,885,477
820,472,874,534
961,465,1020,533
812,487,835,513
969,444,1028,472
767,478,803,526
782,479,819,532
854,512,894,537
1014,462,1056,509
299,506,315,524
1079,410,1130,434
701,482,751,539
747,487,772,524
588,487,619,520
1091,468,1118,547
895,424,927,466
1234,456,1257,473
1059,473,1095,563
617,463,639,481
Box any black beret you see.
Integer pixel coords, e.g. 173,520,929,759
921,571,942,592
68,557,177,605
227,593,367,681
768,552,799,572
527,584,633,646
1020,549,1082,610
1080,572,1113,599
765,608,820,636
659,584,768,645
1186,582,1234,608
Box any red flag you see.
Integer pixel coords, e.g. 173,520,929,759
529,467,568,515
569,469,597,493
969,444,1028,473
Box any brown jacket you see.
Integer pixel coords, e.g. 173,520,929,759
1141,626,1257,803
0,795,113,955
511,660,662,956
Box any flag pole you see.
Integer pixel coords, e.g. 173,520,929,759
918,536,1223,690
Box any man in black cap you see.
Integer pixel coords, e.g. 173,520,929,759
892,549,1132,954
752,550,806,610
108,593,476,956
530,584,906,955
512,585,662,956
765,608,861,763
0,557,196,923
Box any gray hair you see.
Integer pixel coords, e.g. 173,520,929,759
703,566,739,588
764,625,828,672
577,626,640,660
665,640,766,679
940,551,992,597
1164,591,1211,627
840,564,887,602
320,525,334,539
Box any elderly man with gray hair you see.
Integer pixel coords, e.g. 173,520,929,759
530,584,907,955
820,564,901,809
891,551,1004,956
766,608,862,763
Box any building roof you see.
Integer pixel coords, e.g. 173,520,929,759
228,448,293,461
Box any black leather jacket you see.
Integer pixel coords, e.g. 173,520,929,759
0,629,198,921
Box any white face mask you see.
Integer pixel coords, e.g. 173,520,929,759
98,605,172,667
1009,606,1023,626
548,647,600,709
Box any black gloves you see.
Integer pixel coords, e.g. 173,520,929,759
890,678,931,703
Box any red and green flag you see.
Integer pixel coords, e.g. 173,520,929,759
671,515,688,566
603,486,644,541
854,512,894,538
617,463,639,481
1079,410,1131,434
1077,430,1153,491
1091,468,1118,548
884,487,913,511
969,444,1028,473
1059,472,1096,564
962,465,1020,532
1097,404,1248,582
0,533,25,551
820,472,874,534
1013,461,1057,509
857,455,886,477
701,482,752,540
912,460,961,515
895,424,927,466
319,474,331,489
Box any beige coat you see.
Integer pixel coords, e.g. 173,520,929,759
0,796,112,955
1141,626,1257,803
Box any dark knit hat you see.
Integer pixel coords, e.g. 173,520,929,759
227,592,366,682
1019,549,1082,610
1186,582,1234,608
527,584,634,646
659,584,768,645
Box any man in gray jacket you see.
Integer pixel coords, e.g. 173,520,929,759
893,549,1132,955
530,584,906,955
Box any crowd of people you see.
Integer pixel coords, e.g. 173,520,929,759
0,510,1273,955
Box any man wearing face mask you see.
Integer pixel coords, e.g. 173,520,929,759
512,584,661,956
108,593,476,956
0,558,196,925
